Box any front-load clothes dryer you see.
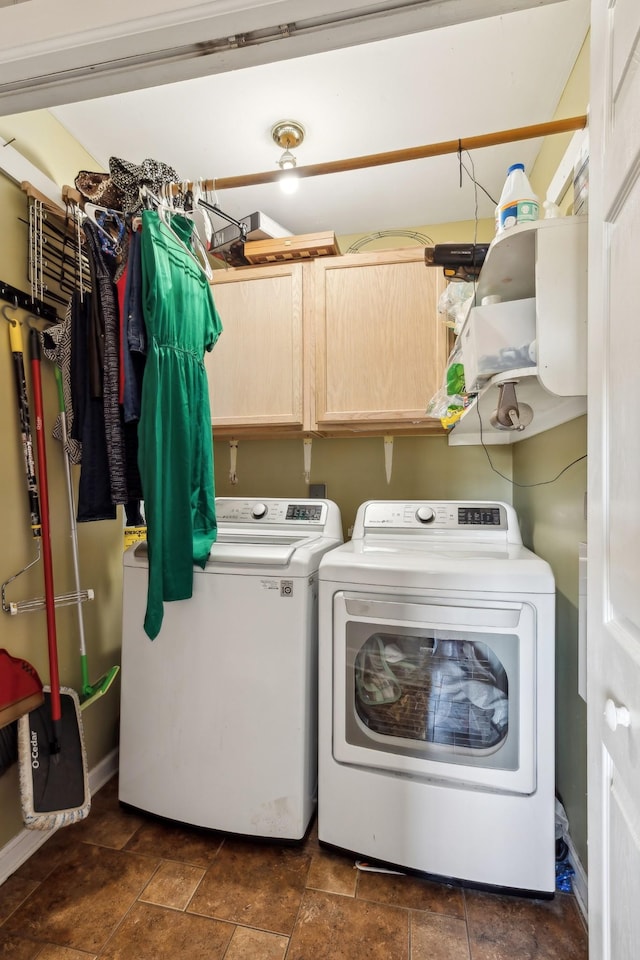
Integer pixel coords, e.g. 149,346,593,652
317,500,556,894
119,498,342,840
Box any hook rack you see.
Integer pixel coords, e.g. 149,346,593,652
0,280,58,324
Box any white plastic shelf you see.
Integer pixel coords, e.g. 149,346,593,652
449,217,587,446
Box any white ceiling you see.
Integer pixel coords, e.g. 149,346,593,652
49,0,589,240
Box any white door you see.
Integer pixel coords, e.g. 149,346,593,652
588,1,640,957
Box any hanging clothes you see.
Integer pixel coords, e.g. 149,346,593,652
112,252,143,528
120,228,146,423
82,219,129,504
82,218,144,510
138,208,222,640
69,290,118,522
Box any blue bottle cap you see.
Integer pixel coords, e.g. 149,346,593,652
507,163,525,174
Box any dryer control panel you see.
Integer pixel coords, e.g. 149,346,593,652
457,506,503,526
355,501,520,542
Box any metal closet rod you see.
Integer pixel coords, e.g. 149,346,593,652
56,114,587,206
206,115,587,191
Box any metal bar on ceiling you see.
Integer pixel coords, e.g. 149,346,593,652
0,1,556,101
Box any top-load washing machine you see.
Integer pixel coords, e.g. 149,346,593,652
317,500,556,894
119,497,342,840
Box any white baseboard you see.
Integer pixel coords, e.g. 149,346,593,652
0,748,119,887
567,833,588,925
87,747,120,796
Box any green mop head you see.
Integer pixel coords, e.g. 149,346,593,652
80,663,120,712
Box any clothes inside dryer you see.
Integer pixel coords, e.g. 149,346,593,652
354,631,509,749
342,607,524,774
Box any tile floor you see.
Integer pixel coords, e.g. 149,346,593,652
0,776,588,959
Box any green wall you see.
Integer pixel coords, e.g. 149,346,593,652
213,435,512,539
513,416,588,868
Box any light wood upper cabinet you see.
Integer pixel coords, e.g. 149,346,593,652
205,248,448,438
205,262,306,437
312,249,448,433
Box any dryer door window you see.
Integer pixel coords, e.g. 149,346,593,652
332,592,538,795
354,632,509,752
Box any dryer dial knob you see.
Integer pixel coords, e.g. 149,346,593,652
416,506,435,524
252,503,268,519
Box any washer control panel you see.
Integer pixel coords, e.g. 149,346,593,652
216,498,327,526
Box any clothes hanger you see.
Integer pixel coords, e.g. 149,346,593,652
82,202,125,248
196,195,248,242
80,204,119,246
189,180,214,247
164,180,213,261
75,203,88,302
142,186,212,280
83,200,124,219
190,227,213,280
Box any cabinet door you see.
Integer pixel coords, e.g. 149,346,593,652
205,263,305,435
313,249,447,432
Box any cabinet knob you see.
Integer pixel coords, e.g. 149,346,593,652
604,698,631,732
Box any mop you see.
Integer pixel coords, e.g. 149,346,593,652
53,366,119,710
17,328,90,829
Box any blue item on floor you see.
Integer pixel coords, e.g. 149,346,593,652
556,859,574,893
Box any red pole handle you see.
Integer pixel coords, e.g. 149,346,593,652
29,328,61,734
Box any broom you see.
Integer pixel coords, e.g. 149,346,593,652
17,328,90,829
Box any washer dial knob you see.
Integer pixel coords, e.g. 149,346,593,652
252,503,268,519
416,506,435,524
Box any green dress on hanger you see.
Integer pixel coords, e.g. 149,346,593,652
138,209,222,639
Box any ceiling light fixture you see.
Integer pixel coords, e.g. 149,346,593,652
271,120,305,195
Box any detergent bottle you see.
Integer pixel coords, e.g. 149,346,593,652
495,163,539,235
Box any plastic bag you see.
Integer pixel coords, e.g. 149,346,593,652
426,321,476,429
438,281,475,334
426,387,468,428
556,859,574,892
555,797,570,861
445,339,467,396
